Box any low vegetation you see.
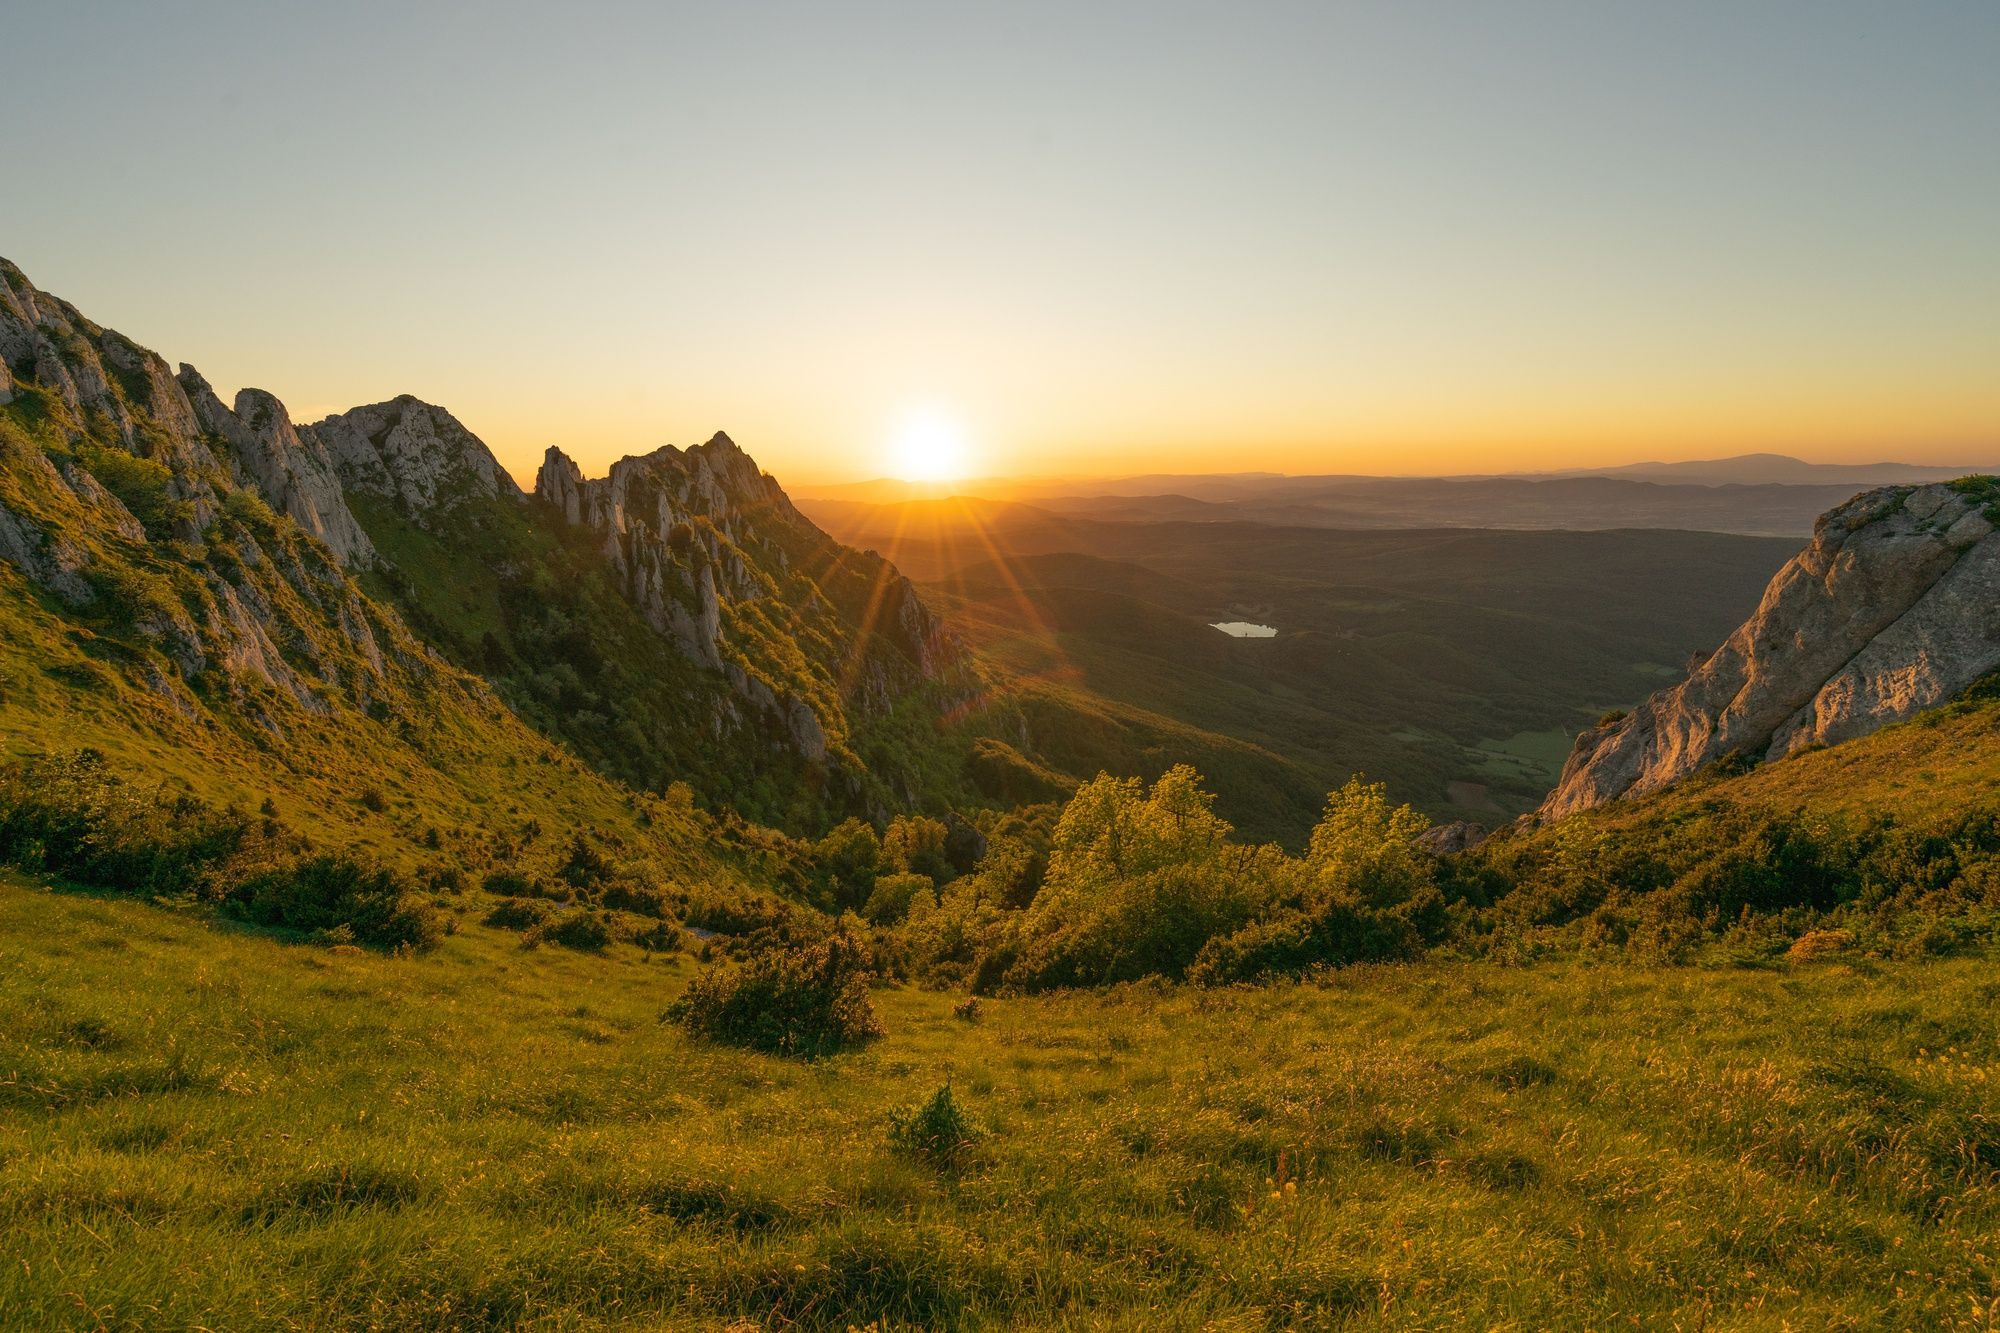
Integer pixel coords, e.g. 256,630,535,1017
0,749,441,950
4,876,1998,1330
666,927,884,1057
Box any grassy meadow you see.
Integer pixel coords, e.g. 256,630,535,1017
6,873,1999,1331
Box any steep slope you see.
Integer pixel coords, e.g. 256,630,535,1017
314,412,989,828
534,440,970,776
1542,480,2000,818
0,256,769,886
0,255,999,834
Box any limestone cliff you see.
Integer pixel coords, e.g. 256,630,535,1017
534,439,967,768
1541,482,2000,818
303,396,520,520
0,257,448,722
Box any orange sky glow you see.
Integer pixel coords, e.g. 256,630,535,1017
6,4,1996,487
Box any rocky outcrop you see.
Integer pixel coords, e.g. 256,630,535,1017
534,437,968,764
0,256,450,720
303,396,521,520
0,259,228,538
1,252,975,807
178,368,376,565
1417,821,1489,856
1541,482,2000,818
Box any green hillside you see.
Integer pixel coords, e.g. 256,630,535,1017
0,362,758,899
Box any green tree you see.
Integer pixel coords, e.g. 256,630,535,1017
881,814,953,883
1010,766,1280,988
813,817,881,912
1306,776,1435,908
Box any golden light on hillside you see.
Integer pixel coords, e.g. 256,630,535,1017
887,407,972,483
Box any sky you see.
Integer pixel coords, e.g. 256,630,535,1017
5,1,1998,486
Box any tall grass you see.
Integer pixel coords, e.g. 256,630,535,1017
4,872,1998,1329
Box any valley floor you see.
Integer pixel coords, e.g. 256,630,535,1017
4,876,1998,1332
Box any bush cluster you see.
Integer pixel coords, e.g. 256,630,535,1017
524,909,615,952
667,927,883,1057
891,767,1447,992
1453,797,2000,960
885,739,2000,989
229,855,440,950
0,750,440,951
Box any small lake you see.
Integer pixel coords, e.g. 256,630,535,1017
1211,621,1277,638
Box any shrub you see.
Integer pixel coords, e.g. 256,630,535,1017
0,750,441,951
667,928,883,1057
1787,927,1856,962
227,855,442,951
1188,889,1443,984
1006,767,1276,989
527,909,615,952
626,919,686,953
887,1083,981,1168
424,864,467,894
0,749,262,899
484,899,553,931
483,869,553,899
600,879,669,916
556,832,616,890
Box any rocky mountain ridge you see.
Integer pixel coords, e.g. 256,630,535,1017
0,254,981,825
533,436,967,770
1541,480,2000,818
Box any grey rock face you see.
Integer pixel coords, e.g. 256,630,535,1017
303,396,521,518
0,255,442,716
1417,821,1489,856
1541,482,2000,819
0,258,226,537
533,436,966,765
178,367,376,566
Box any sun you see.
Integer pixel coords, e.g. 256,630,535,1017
888,407,972,483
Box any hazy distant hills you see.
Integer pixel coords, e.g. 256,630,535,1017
1537,452,1990,487
1023,478,1871,537
798,453,1999,536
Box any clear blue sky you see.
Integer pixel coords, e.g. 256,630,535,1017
5,1,1997,482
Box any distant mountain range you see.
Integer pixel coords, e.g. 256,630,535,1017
797,454,1999,536
1532,452,1992,487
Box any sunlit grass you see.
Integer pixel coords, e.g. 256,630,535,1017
5,873,1998,1330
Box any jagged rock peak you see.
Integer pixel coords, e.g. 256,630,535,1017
176,364,376,565
533,433,804,535
531,428,967,765
1,256,226,533
302,395,521,519
535,445,587,524
1540,480,2000,819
